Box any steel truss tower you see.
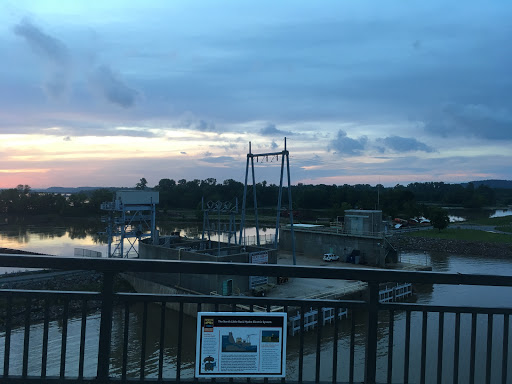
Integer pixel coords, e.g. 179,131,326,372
239,137,296,264
101,191,159,258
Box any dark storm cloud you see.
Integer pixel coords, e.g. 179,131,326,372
13,19,70,98
90,65,138,108
13,19,69,64
260,124,293,136
328,130,368,156
376,136,434,153
424,104,512,140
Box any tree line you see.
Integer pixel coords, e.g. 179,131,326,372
0,179,508,221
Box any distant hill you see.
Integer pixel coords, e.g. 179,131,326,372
463,180,512,189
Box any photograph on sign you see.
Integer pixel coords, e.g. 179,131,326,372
195,312,287,378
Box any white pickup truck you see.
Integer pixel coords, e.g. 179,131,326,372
323,253,339,262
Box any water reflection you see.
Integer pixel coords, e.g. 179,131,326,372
447,207,512,222
490,209,512,218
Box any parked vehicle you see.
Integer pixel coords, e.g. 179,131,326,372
323,253,339,262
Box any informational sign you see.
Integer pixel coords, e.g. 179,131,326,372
249,251,269,289
195,312,287,378
250,250,269,264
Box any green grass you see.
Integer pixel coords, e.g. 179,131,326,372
496,225,512,234
406,228,512,243
465,216,512,226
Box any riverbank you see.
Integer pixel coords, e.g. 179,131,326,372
389,233,512,257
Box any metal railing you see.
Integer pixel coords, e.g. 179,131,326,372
0,254,511,383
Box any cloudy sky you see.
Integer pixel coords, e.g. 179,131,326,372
1,1,511,188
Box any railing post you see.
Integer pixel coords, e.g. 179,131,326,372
97,271,114,380
365,282,379,384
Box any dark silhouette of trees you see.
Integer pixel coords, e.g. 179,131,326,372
0,179,507,219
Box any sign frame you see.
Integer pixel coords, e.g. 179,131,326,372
195,312,287,378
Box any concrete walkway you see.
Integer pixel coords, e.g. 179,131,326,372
267,251,369,300
266,250,429,300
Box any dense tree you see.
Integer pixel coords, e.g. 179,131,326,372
429,208,450,232
135,178,148,190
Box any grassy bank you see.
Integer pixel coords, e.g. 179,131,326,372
466,216,512,226
406,228,512,244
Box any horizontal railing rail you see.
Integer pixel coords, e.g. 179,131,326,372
1,253,511,286
0,254,511,384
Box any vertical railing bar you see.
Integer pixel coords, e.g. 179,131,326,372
404,310,411,384
315,305,322,384
97,271,115,381
248,296,254,384
486,314,493,384
78,299,87,379
122,301,130,381
387,309,394,384
420,311,427,384
22,297,32,378
349,310,355,384
332,305,339,384
453,312,460,384
470,312,477,384
502,314,509,384
140,301,148,381
41,298,49,378
158,301,166,381
282,305,288,384
365,282,379,384
3,294,12,378
437,311,444,384
195,303,201,384
177,301,184,383
230,301,237,382
245,300,249,384
60,300,69,379
212,302,218,384
299,304,305,384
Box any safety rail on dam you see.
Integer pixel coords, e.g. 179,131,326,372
0,254,511,384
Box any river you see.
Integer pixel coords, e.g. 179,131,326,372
1,220,512,382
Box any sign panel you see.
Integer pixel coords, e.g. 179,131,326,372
250,251,269,264
249,251,269,288
195,312,287,378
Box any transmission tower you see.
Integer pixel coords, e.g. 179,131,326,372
239,137,296,264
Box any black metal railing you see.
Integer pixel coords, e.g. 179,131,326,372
0,254,511,383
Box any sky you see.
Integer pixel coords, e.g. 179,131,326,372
1,0,511,188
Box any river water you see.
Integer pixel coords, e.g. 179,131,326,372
1,220,512,382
